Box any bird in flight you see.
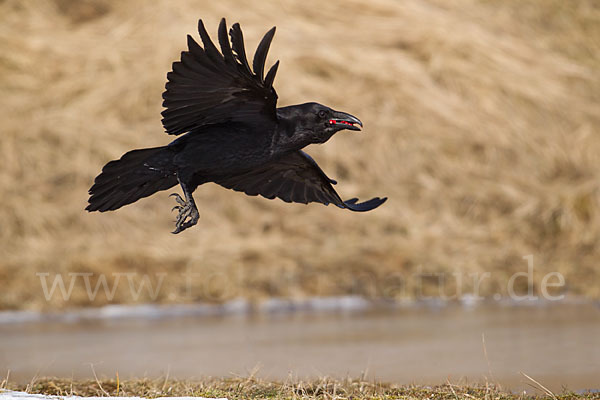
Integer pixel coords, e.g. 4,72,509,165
87,18,386,233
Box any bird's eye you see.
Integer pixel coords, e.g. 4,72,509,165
318,110,327,118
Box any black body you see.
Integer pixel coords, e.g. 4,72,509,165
87,19,386,233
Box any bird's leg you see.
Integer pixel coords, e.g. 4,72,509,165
170,181,199,234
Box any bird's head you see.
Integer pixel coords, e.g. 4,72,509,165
277,102,363,145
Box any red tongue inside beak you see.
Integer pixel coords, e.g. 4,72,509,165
329,119,354,126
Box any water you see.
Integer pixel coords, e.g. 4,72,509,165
0,302,598,392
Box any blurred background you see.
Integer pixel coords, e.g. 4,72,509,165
0,0,599,392
2,0,600,310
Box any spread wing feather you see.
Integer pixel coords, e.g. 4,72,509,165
161,18,279,135
253,27,276,83
218,19,235,65
215,151,387,211
264,61,279,89
229,23,252,75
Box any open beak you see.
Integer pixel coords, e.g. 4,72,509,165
329,111,363,131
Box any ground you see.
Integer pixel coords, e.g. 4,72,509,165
4,378,599,400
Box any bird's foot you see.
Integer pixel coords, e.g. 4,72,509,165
170,193,199,234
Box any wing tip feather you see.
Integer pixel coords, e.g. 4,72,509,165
343,196,387,212
253,26,277,82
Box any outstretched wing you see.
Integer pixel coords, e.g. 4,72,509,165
161,18,280,135
215,150,387,211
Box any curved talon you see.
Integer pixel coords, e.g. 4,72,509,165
172,216,198,234
172,205,182,212
170,193,186,206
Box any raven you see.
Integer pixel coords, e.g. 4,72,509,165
86,18,387,233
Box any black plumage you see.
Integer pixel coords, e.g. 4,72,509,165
87,18,386,233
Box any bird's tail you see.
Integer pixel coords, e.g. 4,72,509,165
86,146,178,212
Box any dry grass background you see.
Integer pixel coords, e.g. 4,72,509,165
1,0,599,310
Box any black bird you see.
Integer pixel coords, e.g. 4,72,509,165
86,18,386,233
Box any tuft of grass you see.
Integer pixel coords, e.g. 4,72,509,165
5,377,600,400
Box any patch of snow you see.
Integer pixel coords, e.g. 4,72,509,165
260,295,370,313
0,296,594,325
0,311,42,324
0,390,226,400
